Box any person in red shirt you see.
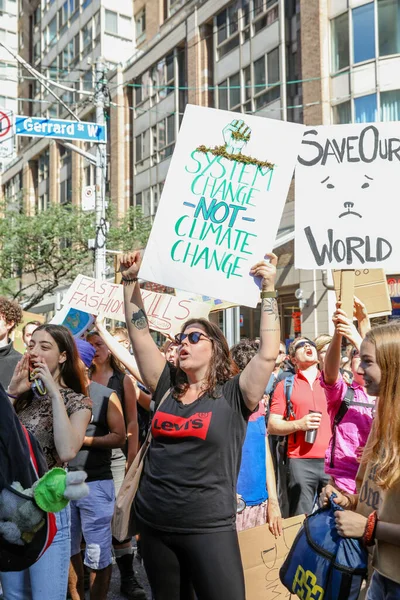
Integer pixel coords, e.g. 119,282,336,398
268,337,331,516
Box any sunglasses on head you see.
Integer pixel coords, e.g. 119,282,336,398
174,331,210,345
294,339,316,352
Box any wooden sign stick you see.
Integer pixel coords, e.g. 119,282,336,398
339,270,355,318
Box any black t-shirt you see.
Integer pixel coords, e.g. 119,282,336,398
135,364,251,533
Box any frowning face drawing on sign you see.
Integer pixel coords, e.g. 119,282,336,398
320,174,375,219
295,123,400,271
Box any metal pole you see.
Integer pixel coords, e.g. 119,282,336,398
94,57,107,280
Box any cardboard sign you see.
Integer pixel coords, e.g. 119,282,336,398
333,268,392,318
140,105,305,308
61,275,210,335
238,515,305,600
295,123,400,270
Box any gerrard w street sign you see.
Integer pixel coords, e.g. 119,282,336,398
15,116,107,143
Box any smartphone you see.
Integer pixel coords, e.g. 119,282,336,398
29,358,47,396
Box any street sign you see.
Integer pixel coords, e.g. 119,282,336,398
15,115,107,143
0,109,14,158
82,185,96,211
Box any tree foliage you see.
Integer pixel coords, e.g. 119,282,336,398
0,203,151,310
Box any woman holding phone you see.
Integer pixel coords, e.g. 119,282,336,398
119,250,281,600
1,324,92,600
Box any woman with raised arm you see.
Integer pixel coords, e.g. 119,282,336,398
119,250,280,600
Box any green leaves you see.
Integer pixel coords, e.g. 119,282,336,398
0,202,151,310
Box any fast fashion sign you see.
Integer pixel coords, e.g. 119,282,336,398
295,123,400,270
62,275,210,335
140,105,305,308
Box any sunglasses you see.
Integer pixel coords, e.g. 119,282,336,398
294,340,316,352
174,331,210,345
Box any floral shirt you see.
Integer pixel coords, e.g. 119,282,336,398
18,388,92,469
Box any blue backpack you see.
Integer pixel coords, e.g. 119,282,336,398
279,496,368,600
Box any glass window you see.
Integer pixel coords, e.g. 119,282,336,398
135,135,143,162
218,80,228,109
229,72,240,108
380,89,400,121
48,16,57,46
228,1,239,35
217,10,227,44
353,3,375,63
105,10,118,34
135,192,142,207
333,100,351,124
136,8,146,40
331,12,349,71
267,48,279,84
82,21,92,49
166,53,174,82
82,69,92,91
244,66,251,101
354,93,377,123
120,15,132,39
167,114,175,144
134,77,142,105
378,0,400,56
254,56,266,93
93,12,101,39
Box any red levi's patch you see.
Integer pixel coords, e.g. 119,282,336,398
152,411,212,440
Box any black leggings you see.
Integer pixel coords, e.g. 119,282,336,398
139,521,246,600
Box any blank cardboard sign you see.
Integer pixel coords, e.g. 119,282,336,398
238,515,304,600
333,269,392,319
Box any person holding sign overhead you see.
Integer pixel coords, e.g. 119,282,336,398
118,250,280,600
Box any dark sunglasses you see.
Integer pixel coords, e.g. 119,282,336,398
174,331,210,345
294,339,316,352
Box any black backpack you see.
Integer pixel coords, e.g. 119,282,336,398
0,384,57,571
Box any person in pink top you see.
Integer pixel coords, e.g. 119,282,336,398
321,300,375,494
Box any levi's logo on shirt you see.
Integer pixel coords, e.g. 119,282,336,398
152,411,212,440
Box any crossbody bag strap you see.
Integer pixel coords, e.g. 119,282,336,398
139,388,171,464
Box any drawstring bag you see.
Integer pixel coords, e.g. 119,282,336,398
0,384,57,571
279,495,368,600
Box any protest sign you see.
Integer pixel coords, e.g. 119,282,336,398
174,289,237,312
140,105,305,308
238,515,304,600
62,275,210,335
333,268,392,318
295,123,400,270
50,306,95,337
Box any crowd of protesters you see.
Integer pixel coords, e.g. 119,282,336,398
0,251,398,600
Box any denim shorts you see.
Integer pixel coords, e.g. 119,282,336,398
0,505,71,600
70,479,115,570
367,571,400,600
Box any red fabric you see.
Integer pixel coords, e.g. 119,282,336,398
270,372,332,459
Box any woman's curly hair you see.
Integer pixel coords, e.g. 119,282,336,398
173,318,238,399
0,297,23,332
231,338,259,372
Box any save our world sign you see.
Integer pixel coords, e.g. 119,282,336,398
295,123,400,270
140,105,305,308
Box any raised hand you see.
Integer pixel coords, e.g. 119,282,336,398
7,353,31,396
249,253,277,291
119,251,142,280
222,119,251,155
30,358,58,399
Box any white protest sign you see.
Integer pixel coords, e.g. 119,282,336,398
62,275,210,335
295,123,400,270
140,105,305,308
